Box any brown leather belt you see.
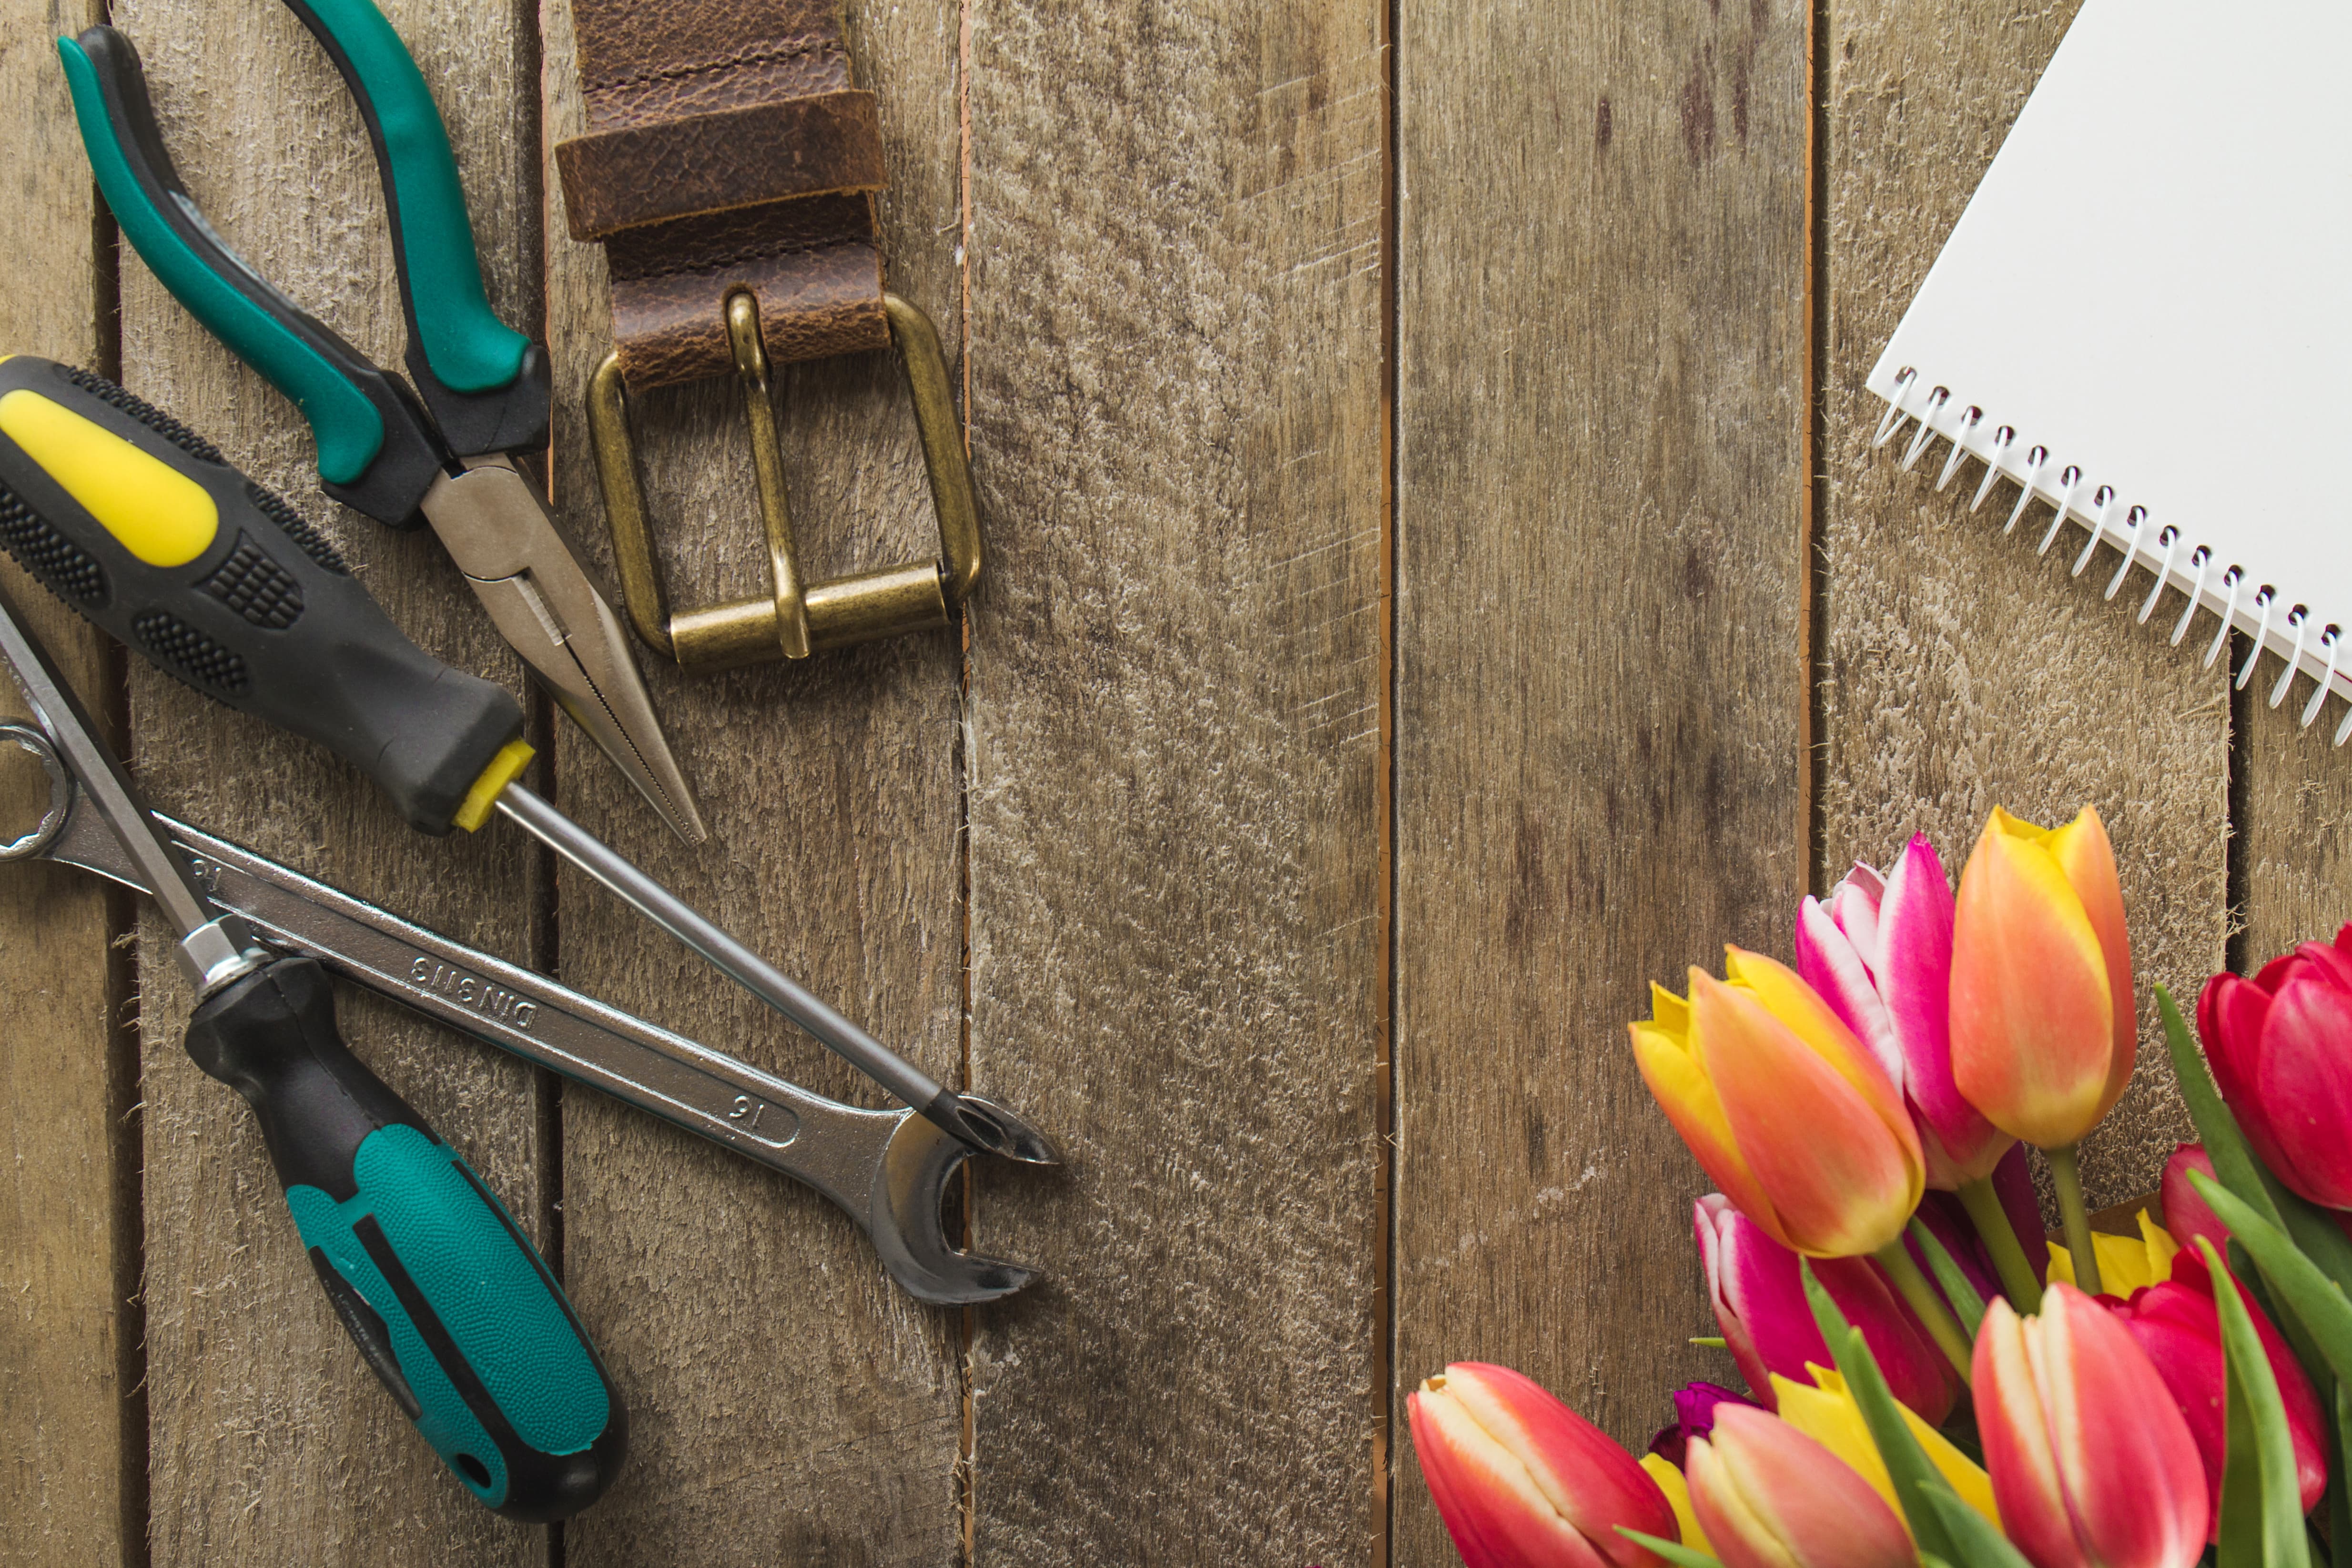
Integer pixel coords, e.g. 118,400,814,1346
556,0,980,671
556,0,891,389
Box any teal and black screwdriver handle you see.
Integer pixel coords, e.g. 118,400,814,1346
187,953,626,1519
0,356,530,835
58,9,548,526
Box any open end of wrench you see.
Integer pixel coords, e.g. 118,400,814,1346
876,1112,1043,1305
925,1091,1060,1166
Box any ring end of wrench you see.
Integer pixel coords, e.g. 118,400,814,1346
926,1090,1060,1166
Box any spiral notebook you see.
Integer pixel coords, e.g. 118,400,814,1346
1868,0,2352,737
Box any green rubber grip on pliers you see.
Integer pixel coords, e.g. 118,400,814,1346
274,0,547,454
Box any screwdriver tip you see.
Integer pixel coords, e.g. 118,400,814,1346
930,1092,1060,1165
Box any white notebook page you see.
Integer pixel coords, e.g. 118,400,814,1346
1867,0,2352,678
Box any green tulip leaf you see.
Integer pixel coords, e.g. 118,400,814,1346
1799,1261,1969,1568
2191,1173,2352,1389
1908,1218,1987,1339
1618,1529,1725,1568
2207,1238,2313,1568
2321,1380,2352,1568
1916,1482,2035,1568
1689,1336,1727,1349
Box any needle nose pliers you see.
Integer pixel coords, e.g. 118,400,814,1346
57,4,707,843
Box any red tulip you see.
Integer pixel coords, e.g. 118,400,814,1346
1950,807,2135,1149
1684,1404,1916,1568
2105,1274,2325,1534
2158,1145,2227,1260
1695,1195,1957,1423
2199,926,2352,1209
1973,1285,2208,1568
1409,1362,1679,1568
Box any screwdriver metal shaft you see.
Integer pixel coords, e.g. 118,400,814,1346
494,783,1054,1165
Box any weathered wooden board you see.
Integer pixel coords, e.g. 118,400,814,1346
1820,0,2224,1217
0,3,131,1563
540,0,970,1558
1393,5,1809,1562
2240,698,2352,1022
961,0,1387,1560
109,0,550,1558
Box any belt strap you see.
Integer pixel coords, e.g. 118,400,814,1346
555,0,891,389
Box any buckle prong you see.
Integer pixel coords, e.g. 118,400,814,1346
586,292,982,671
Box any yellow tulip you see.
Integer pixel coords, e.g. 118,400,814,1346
1639,1453,1712,1555
2045,1211,2178,1298
1631,949,1924,1257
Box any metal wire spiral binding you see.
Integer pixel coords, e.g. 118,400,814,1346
2037,467,2083,555
2270,607,2311,708
1872,369,2352,745
2138,526,2178,624
1937,408,1984,491
2070,486,2116,577
2104,506,2147,600
2172,548,2212,647
2203,569,2246,670
2307,627,2342,729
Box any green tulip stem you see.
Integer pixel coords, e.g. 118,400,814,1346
2047,1142,2103,1298
1956,1175,2044,1313
1871,1239,1975,1382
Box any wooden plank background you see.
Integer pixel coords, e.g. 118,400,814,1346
0,0,2326,1562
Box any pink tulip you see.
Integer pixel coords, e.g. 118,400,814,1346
1685,1404,1915,1568
2159,1145,2228,1260
1974,1285,2208,1568
2106,1274,2325,1534
2199,927,2352,1210
1409,1362,1678,1568
1796,837,2013,1184
1696,1195,1957,1423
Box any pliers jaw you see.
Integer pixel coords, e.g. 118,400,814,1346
424,457,709,844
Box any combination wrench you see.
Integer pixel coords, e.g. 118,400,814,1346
0,722,1038,1307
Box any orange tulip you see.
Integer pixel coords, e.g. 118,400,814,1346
1632,948,1924,1258
1949,807,2134,1149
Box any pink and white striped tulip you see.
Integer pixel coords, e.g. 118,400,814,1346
1409,1362,1679,1568
1796,837,2014,1185
1685,1404,1916,1568
1973,1285,2208,1568
1696,1195,1957,1424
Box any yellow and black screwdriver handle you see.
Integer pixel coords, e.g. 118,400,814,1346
0,357,534,834
0,356,624,1517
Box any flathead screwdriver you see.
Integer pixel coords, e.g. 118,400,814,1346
0,357,1053,1165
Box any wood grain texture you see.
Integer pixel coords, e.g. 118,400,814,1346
541,0,969,1559
961,0,1386,1560
109,0,549,1558
1821,0,2225,1214
2239,696,2352,999
1393,4,1807,1560
0,3,127,1563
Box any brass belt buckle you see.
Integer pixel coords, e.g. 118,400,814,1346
585,293,981,671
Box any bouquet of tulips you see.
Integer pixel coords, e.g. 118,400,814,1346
1410,805,2352,1568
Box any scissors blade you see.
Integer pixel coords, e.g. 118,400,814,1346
420,456,707,844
